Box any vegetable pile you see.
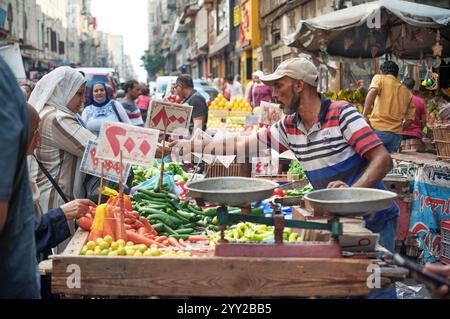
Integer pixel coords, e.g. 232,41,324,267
209,222,302,243
288,160,306,180
286,184,314,197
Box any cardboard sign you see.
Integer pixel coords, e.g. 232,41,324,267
260,101,283,125
252,157,279,176
145,100,193,135
80,140,131,183
97,121,159,167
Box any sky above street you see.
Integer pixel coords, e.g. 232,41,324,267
90,0,148,82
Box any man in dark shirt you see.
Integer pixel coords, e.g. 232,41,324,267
0,57,40,299
175,75,208,134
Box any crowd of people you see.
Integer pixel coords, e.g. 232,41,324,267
1,55,449,299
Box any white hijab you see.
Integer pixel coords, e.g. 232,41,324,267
29,66,86,114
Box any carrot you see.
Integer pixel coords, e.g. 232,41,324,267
178,238,187,248
168,237,182,248
140,218,157,236
188,236,210,243
163,239,169,246
156,236,168,243
126,230,167,248
125,224,133,230
124,218,134,225
133,220,144,229
138,227,147,236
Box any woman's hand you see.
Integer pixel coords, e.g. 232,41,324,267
61,199,97,221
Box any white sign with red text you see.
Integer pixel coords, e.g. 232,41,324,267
145,100,192,136
252,157,280,176
80,140,131,183
97,121,159,167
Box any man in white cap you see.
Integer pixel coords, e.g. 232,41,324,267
170,57,399,252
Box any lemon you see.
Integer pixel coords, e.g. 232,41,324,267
126,241,135,247
86,241,96,250
110,242,119,251
101,249,110,256
103,236,113,244
96,238,104,245
117,247,127,256
134,251,143,257
98,241,110,250
85,250,95,256
126,249,136,256
108,251,119,257
116,239,126,247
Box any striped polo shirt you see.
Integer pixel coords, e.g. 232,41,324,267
258,94,398,225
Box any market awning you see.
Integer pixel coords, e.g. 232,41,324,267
285,0,450,60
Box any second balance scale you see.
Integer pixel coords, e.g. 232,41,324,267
185,177,398,258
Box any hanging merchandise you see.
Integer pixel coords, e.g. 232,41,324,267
432,30,443,68
421,58,439,91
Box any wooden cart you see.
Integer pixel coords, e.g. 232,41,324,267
41,229,407,298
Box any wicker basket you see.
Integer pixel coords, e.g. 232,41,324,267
432,124,450,161
399,138,424,152
204,162,252,178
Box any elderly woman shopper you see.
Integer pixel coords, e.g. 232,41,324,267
29,67,97,213
247,70,273,108
26,103,96,255
82,82,131,136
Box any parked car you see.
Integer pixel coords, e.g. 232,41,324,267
155,76,178,100
193,79,220,102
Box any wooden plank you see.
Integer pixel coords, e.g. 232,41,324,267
52,256,372,297
61,229,89,256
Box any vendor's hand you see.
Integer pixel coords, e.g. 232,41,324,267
61,199,97,221
327,181,349,189
423,264,450,299
168,139,193,155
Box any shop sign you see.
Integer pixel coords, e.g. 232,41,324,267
233,6,241,27
97,121,159,167
80,140,131,183
240,0,252,47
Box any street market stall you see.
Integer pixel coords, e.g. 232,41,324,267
44,175,407,298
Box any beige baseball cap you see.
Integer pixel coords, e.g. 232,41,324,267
260,57,319,87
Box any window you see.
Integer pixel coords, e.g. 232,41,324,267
273,57,282,70
50,31,57,52
272,28,281,46
217,0,229,35
59,41,65,55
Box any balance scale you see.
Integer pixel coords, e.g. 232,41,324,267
185,177,398,258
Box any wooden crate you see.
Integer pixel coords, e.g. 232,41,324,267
48,229,386,298
433,124,450,161
204,162,252,178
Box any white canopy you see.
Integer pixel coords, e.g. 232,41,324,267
285,0,450,59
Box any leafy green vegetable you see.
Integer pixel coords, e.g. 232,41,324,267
287,184,314,197
288,160,306,179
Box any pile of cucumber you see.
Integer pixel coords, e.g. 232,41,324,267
132,188,221,240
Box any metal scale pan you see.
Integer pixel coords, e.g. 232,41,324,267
304,188,398,217
185,177,279,206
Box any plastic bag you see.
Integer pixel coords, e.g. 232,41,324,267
395,281,432,299
130,172,184,196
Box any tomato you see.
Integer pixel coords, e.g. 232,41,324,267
273,188,286,197
78,216,92,231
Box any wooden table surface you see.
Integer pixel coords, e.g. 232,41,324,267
44,229,408,298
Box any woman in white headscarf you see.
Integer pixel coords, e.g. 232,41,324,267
29,67,96,213
246,70,273,108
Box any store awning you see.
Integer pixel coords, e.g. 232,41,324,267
285,0,450,59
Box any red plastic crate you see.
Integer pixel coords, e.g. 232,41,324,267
440,220,450,265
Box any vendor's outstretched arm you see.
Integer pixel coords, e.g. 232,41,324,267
352,145,393,188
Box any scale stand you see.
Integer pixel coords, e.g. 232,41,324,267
215,204,343,258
